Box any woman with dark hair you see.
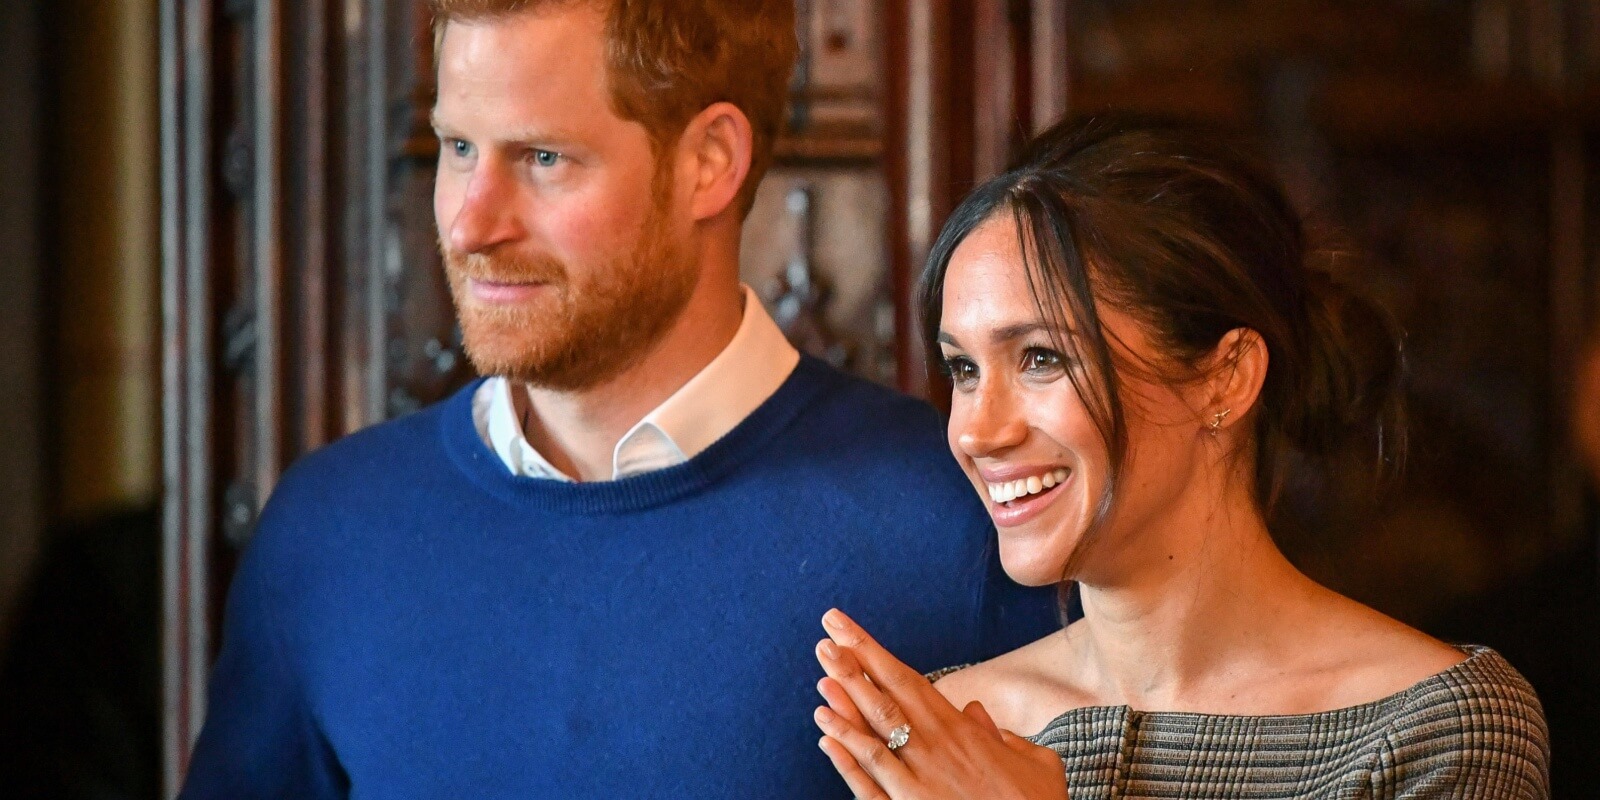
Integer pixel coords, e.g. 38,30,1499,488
808,119,1550,798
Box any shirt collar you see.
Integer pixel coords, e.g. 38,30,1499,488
483,375,571,481
630,284,799,466
476,285,800,482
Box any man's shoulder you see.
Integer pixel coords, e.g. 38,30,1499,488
797,360,946,446
775,361,986,524
267,382,472,512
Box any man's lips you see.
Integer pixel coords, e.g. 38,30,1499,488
467,278,552,304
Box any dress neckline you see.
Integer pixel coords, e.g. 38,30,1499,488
1029,644,1500,738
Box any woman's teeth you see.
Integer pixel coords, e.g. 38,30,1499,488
986,469,1070,504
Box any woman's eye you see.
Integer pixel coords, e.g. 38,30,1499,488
941,356,978,385
532,149,560,167
1022,347,1064,374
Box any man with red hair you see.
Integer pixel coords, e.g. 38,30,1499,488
180,2,1053,798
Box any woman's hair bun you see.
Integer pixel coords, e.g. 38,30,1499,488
1281,263,1408,493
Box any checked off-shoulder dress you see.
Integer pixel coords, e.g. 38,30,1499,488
1019,646,1548,799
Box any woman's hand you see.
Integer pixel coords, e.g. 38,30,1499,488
812,609,1068,800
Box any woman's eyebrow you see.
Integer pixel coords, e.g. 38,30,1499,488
990,322,1071,344
939,322,1074,349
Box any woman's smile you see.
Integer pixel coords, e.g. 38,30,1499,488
981,466,1072,526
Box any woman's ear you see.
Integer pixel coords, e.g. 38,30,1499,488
1205,328,1268,435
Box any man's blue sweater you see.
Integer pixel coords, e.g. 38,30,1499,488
181,357,1057,798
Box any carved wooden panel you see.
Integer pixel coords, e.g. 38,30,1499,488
752,0,896,384
161,0,453,790
743,168,898,385
784,0,885,160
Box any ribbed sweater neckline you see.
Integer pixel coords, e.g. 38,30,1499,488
440,355,838,515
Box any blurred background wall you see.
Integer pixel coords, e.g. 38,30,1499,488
53,0,163,524
0,0,162,796
0,0,48,654
0,1,1595,798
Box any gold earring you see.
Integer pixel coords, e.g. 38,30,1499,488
1209,408,1232,436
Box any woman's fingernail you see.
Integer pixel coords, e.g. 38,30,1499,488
815,706,836,725
819,640,839,660
824,609,848,631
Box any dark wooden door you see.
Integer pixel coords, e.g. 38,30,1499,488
1057,0,1600,620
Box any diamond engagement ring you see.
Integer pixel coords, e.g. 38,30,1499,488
886,724,911,751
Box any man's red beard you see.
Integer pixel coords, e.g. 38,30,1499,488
442,204,697,392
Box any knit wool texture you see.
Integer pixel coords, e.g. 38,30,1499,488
181,357,1058,799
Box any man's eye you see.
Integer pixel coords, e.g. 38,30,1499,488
532,149,560,167
448,139,472,158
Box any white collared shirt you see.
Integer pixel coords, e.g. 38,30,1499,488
470,285,801,482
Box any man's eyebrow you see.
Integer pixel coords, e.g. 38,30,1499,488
428,113,581,148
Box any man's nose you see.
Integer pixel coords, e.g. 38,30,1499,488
447,166,525,255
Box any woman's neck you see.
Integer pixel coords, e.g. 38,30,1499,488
1067,476,1322,711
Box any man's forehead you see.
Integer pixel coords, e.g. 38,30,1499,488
436,5,608,88
433,8,612,122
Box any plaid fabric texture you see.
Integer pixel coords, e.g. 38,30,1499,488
1026,646,1549,799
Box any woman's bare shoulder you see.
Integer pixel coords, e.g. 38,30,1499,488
933,628,1089,735
1288,590,1469,708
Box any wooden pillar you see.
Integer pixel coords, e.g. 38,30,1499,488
973,0,1018,180
160,0,216,791
1551,123,1590,540
886,0,966,396
886,0,1070,396
1031,0,1070,131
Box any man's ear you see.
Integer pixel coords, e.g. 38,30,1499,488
677,101,753,222
1205,327,1268,434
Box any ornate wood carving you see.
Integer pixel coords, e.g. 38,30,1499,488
785,0,885,160
160,0,457,787
767,183,853,367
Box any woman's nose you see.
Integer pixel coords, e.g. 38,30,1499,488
954,379,1028,458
